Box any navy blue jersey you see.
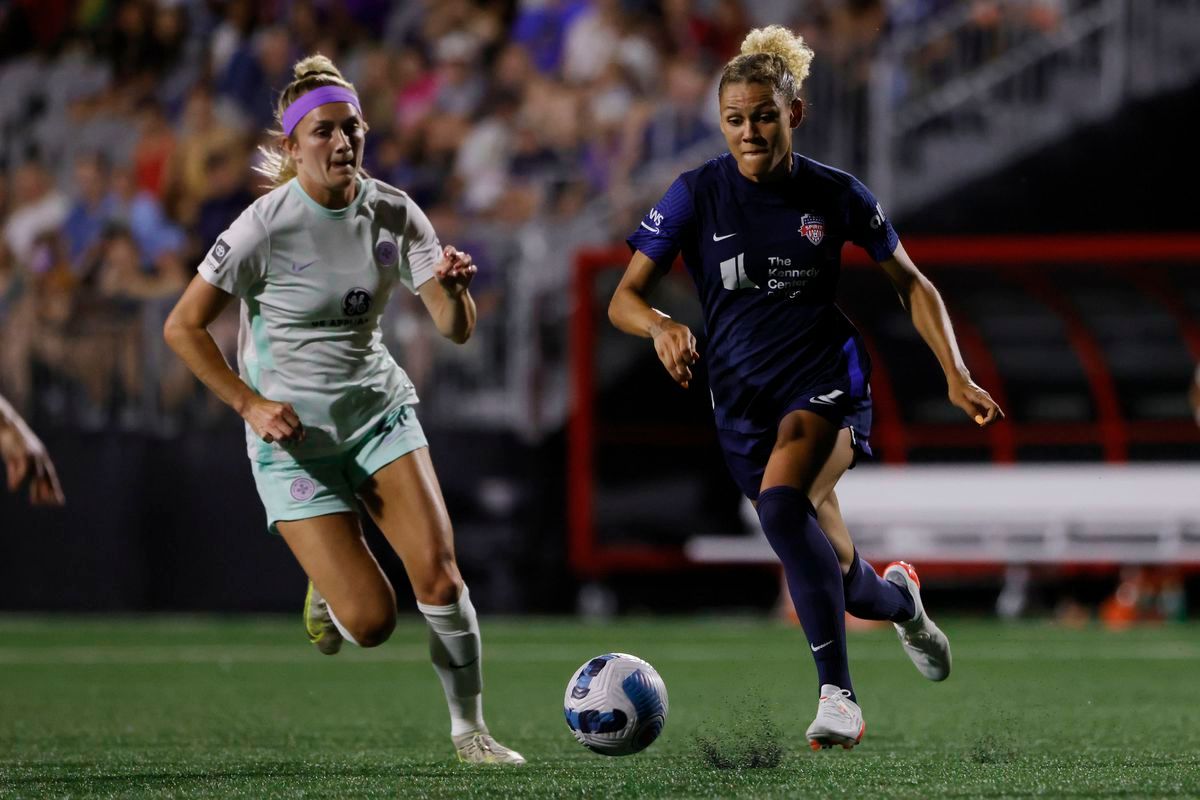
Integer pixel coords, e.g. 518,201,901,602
626,152,898,432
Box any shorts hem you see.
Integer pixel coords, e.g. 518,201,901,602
348,439,428,491
267,503,357,536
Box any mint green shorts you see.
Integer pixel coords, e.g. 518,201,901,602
250,404,428,535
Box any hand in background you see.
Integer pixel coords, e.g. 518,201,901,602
0,415,65,506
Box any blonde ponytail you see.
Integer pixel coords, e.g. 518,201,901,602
719,26,815,101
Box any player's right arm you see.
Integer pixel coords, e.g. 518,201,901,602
162,277,303,444
608,250,699,389
609,175,700,388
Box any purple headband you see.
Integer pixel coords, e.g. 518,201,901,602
282,85,362,136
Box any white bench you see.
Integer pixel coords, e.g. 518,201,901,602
685,464,1200,567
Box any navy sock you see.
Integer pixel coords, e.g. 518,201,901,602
757,486,853,699
843,551,915,623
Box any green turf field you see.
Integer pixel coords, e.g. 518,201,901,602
1,616,1197,799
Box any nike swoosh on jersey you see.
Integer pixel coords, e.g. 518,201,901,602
809,397,837,405
712,232,737,241
810,640,834,652
292,259,318,272
639,221,660,234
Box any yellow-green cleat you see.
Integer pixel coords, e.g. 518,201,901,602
453,732,526,765
303,581,343,655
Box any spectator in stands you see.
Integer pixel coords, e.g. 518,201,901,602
510,0,589,75
148,2,201,114
562,0,624,85
110,168,186,269
104,0,160,84
163,85,245,227
637,57,716,163
219,26,295,130
63,153,118,270
432,31,486,117
3,161,69,269
609,24,1003,753
194,149,255,250
21,232,89,423
131,101,177,199
92,225,191,428
0,391,64,505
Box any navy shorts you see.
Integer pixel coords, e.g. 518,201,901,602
715,379,873,502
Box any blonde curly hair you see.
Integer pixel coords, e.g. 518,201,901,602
255,54,366,188
719,25,815,102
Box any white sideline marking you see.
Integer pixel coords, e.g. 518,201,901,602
0,642,1196,665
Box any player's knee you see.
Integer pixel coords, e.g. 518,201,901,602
413,553,463,606
343,603,396,648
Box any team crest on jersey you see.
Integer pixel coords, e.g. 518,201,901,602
375,240,398,267
342,287,372,316
799,214,825,245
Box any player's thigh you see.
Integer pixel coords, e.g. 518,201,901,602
277,512,397,643
760,409,840,495
816,488,856,573
357,447,463,606
809,427,855,509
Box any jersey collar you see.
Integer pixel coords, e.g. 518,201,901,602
290,176,368,219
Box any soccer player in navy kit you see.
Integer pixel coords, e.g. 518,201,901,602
610,26,1004,750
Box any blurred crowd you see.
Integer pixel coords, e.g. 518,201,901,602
0,0,1073,436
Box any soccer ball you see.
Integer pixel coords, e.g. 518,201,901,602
563,652,668,756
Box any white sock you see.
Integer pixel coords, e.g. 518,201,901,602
417,584,486,737
326,603,359,646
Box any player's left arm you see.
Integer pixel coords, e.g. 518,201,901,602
877,243,1004,427
418,245,477,344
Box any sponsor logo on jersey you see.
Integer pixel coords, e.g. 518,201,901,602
375,240,398,267
809,389,845,407
719,252,758,290
342,287,372,317
869,201,886,230
713,231,737,241
799,214,825,245
291,259,317,273
207,238,232,270
290,477,316,502
640,207,665,234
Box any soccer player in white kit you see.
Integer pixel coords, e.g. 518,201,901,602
163,55,524,765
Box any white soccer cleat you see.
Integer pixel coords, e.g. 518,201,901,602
884,561,951,681
805,684,865,750
304,581,343,656
453,732,527,765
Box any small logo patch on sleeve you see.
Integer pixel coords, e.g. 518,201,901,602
869,202,886,230
207,238,232,270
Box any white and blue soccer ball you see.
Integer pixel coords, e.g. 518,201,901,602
563,652,668,756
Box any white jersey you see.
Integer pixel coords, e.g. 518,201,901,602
198,176,439,462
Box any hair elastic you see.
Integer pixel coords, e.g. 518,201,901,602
282,85,362,136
